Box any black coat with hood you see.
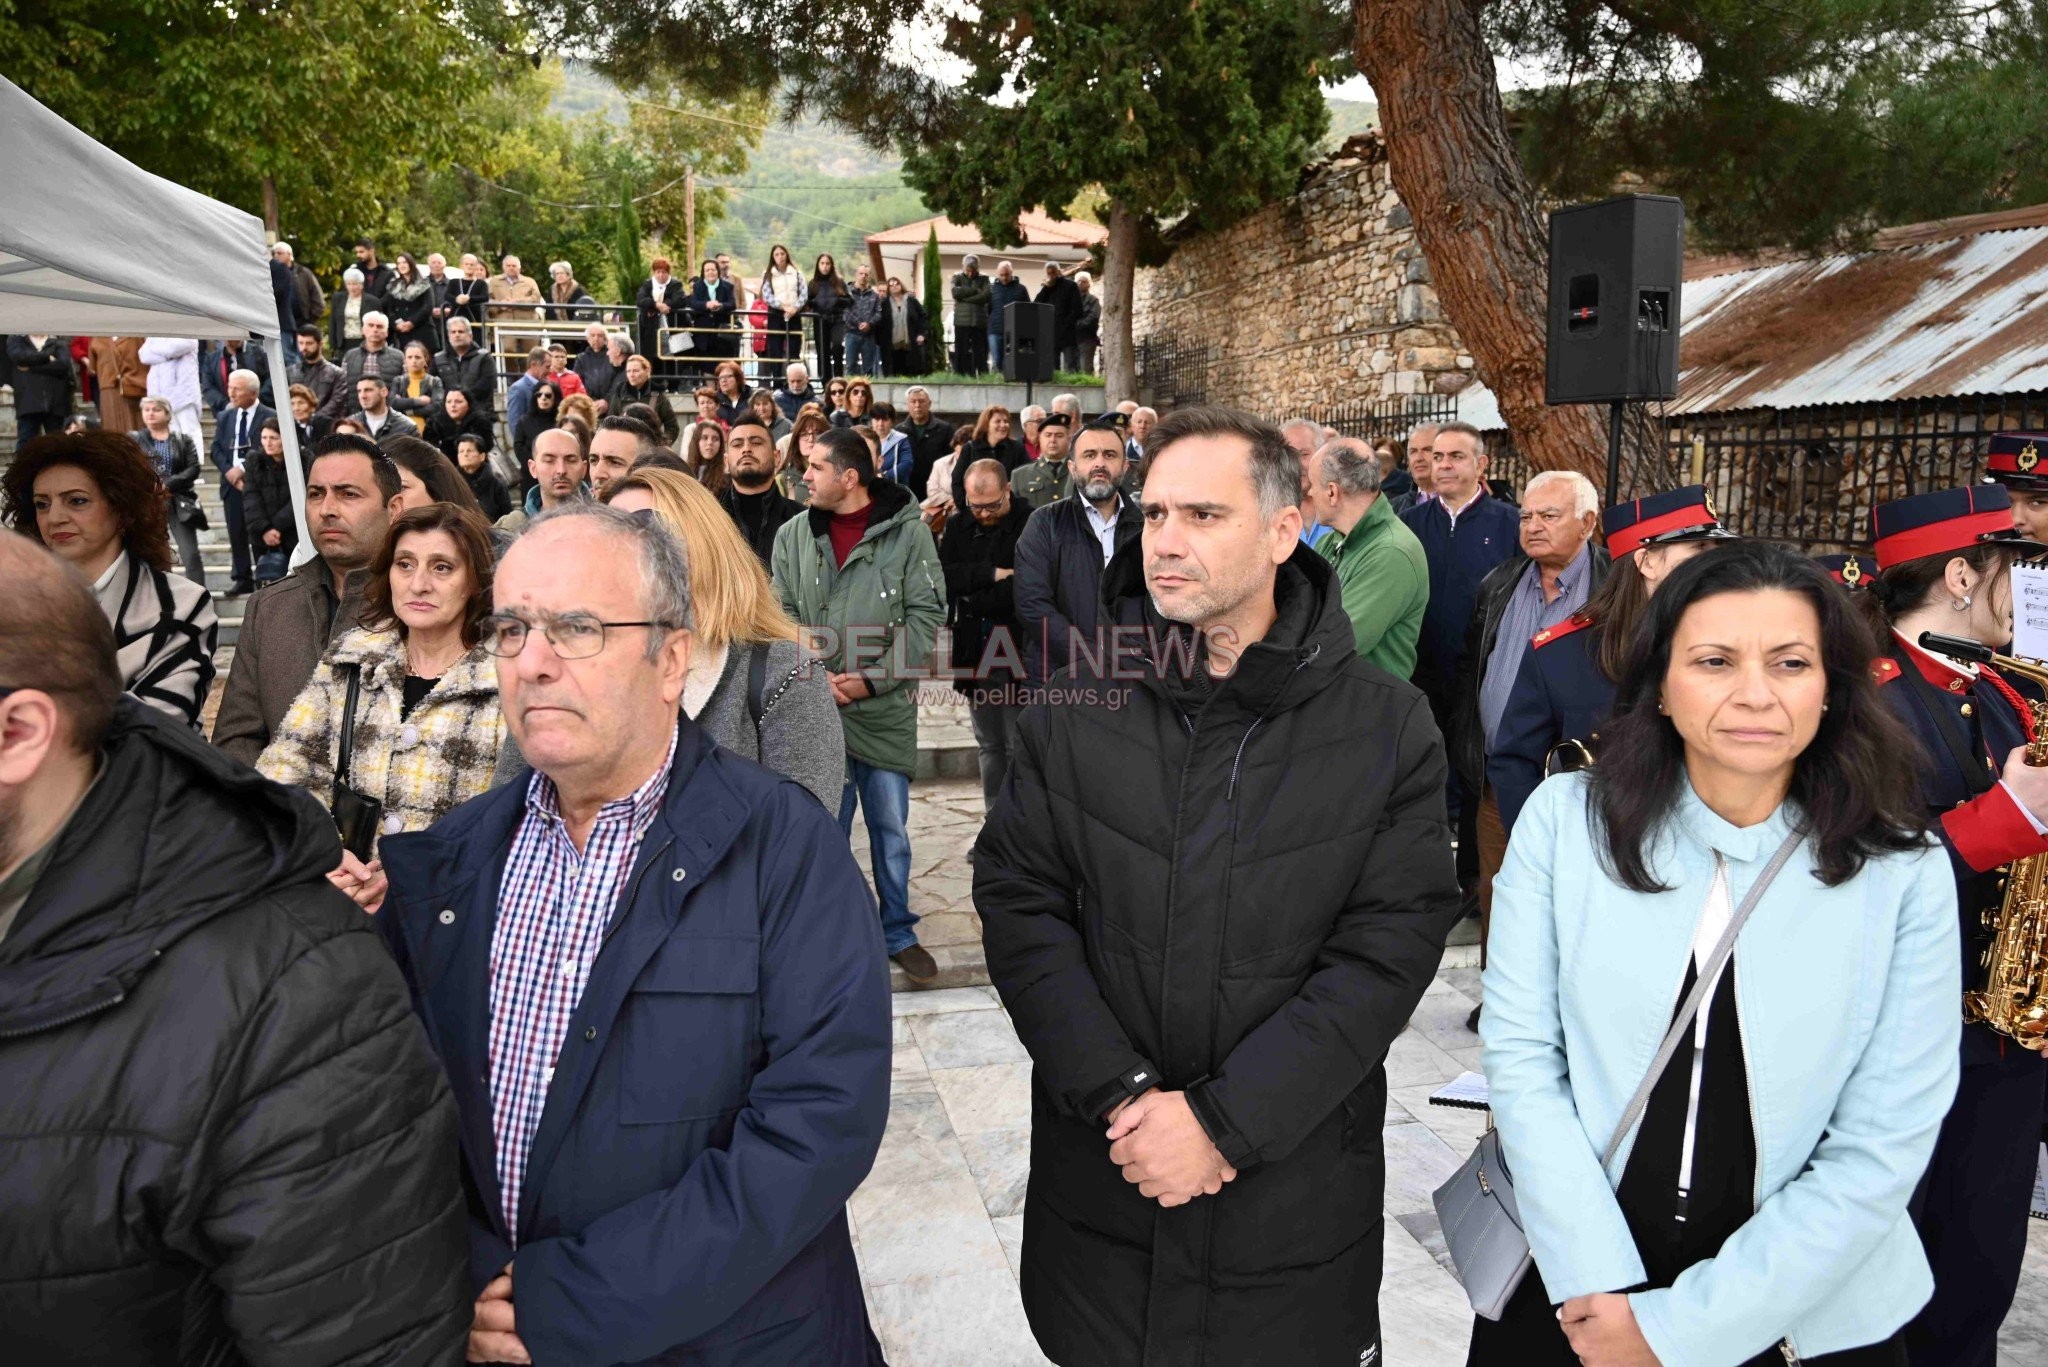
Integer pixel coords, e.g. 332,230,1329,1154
0,699,471,1364
973,543,1462,1367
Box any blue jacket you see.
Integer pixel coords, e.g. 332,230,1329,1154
208,401,276,475
376,722,892,1365
1487,615,1613,832
1400,491,1520,704
987,277,1030,330
1483,773,1959,1367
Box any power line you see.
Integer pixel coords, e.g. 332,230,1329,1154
619,94,857,155
716,185,886,236
450,165,694,210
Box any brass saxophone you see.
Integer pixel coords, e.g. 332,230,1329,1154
1919,632,2048,1050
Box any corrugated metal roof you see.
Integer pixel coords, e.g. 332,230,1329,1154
864,208,1107,248
1673,223,2048,412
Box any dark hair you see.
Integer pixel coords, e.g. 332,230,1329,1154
3,432,176,572
295,324,322,342
356,372,388,391
632,448,692,475
258,416,282,437
809,253,840,296
598,414,659,453
1141,405,1299,518
1865,543,2016,638
622,402,664,435
1590,539,1925,892
312,433,403,501
359,503,496,647
532,381,560,411
0,538,121,752
727,414,772,442
817,427,875,486
384,436,483,514
1589,554,1653,682
869,400,898,421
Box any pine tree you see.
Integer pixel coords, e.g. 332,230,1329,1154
922,225,946,376
611,179,647,301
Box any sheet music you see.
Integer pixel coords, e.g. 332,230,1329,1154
2011,566,2048,665
1428,1071,1491,1111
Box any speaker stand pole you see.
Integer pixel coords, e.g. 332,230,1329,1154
1604,399,1626,507
1025,379,1034,412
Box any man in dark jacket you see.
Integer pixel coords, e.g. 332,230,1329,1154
1400,420,1519,891
974,406,1462,1367
214,436,398,763
378,503,890,1365
434,316,496,415
1449,469,1604,986
950,254,992,375
719,415,803,565
901,384,956,495
987,261,1030,371
941,457,1034,805
200,336,273,413
0,534,469,1362
290,325,348,417
1015,420,1141,684
5,335,75,439
1035,262,1082,370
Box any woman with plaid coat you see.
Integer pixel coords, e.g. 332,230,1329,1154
258,504,504,857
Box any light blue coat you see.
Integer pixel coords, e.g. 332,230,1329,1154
1482,771,1960,1366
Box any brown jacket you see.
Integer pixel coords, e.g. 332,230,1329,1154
212,558,367,765
87,336,148,433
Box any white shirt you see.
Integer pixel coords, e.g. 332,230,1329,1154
227,403,256,469
1676,856,1736,1205
1084,495,1123,565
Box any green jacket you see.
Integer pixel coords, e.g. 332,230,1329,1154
950,270,993,329
1317,493,1430,679
1010,457,1069,511
771,479,945,775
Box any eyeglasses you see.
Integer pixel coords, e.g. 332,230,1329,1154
966,499,1006,513
481,612,675,659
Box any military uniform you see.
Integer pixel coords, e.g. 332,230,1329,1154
1865,486,2048,1367
1011,458,1070,511
1486,485,1733,836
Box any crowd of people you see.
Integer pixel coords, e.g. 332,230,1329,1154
1,359,2043,1367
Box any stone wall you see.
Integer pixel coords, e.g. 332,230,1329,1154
1132,133,1476,413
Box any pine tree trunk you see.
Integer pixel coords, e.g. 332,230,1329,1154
261,175,280,240
1100,198,1140,404
1353,0,1613,484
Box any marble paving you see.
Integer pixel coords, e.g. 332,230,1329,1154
855,783,2048,1367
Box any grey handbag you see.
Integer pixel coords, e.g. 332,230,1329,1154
1432,826,1805,1319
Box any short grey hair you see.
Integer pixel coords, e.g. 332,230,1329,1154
1050,392,1081,417
342,267,365,284
1315,439,1384,497
1525,469,1599,517
904,385,930,400
1021,404,1046,424
227,367,261,393
362,310,388,327
519,502,695,653
549,260,572,277
1279,417,1323,444
271,241,294,260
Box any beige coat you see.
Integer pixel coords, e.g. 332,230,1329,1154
257,627,504,854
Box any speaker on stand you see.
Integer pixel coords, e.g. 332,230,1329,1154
1002,300,1057,407
1544,194,1685,505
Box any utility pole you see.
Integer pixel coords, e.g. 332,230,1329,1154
683,167,696,275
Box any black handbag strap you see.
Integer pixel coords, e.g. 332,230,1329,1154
336,663,363,789
1599,825,1806,1170
746,641,769,732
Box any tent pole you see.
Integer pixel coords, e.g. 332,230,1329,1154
263,338,314,567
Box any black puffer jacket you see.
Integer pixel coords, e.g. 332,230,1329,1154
974,544,1462,1367
0,699,470,1365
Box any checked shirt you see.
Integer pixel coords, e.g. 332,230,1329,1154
487,727,677,1239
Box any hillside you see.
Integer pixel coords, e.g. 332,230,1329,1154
553,65,1376,273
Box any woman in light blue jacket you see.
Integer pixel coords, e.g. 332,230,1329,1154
1474,540,1960,1367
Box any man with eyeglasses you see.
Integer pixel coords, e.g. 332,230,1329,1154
1452,467,1605,1010
375,502,891,1367
214,435,401,765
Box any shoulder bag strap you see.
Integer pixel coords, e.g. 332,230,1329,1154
336,664,363,789
747,642,769,732
1599,824,1806,1169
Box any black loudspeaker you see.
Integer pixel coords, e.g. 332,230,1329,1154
1544,194,1684,405
1002,301,1057,383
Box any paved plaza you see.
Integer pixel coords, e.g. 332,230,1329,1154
852,774,2048,1367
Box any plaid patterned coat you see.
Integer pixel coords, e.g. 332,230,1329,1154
257,627,504,855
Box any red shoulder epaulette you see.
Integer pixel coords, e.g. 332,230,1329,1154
1532,612,1596,649
1869,657,1902,686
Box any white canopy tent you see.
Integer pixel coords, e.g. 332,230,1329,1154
0,75,311,559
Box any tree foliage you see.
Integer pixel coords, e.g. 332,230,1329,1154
923,225,947,372
1489,0,2048,251
0,0,520,273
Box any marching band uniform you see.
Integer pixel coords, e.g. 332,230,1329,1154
1865,487,2048,1367
1814,552,1876,590
1488,486,1733,834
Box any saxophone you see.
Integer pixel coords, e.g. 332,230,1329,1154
1919,632,2048,1050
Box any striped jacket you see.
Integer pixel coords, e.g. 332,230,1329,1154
93,550,217,728
257,627,504,855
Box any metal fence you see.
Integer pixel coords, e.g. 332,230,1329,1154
1136,337,1217,410
1666,392,2048,549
